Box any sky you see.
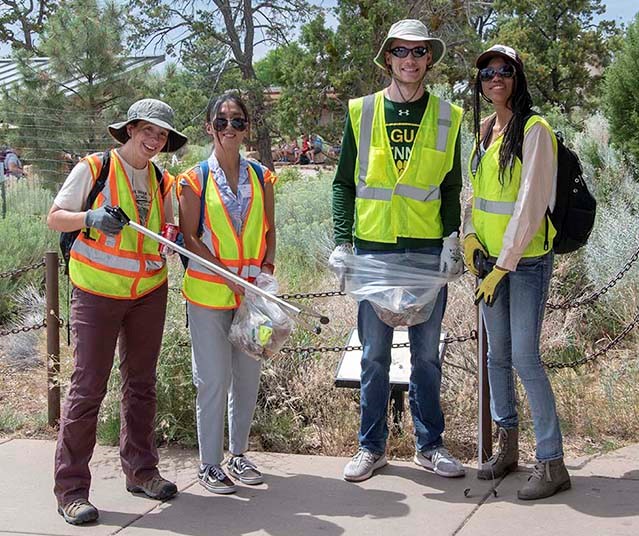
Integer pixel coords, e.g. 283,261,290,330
0,1,636,60
597,0,638,24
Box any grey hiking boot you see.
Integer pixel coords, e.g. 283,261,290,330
57,498,99,525
227,454,264,485
414,446,465,478
517,458,571,500
343,448,388,482
477,427,518,480
126,474,178,500
198,464,237,494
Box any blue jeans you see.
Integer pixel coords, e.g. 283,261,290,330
481,253,563,461
356,247,446,454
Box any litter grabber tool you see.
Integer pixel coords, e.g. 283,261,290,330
104,205,329,332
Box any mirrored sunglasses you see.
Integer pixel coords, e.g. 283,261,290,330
212,117,248,132
479,64,516,82
389,46,430,59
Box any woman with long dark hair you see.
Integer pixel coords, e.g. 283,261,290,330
178,91,276,494
463,45,571,500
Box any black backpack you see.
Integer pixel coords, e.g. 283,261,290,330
545,132,596,254
515,114,596,254
59,151,165,272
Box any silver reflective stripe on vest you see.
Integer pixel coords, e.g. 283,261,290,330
394,183,441,202
240,265,261,279
357,94,375,183
72,239,141,272
356,95,393,200
474,197,516,215
436,99,452,152
146,259,164,271
188,261,240,277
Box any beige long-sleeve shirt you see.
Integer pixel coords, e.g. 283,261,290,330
463,117,557,271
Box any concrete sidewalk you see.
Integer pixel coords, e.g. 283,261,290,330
0,438,638,535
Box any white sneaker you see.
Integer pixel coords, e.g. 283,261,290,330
343,448,388,482
414,446,465,478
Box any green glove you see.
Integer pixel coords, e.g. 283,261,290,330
463,234,488,277
475,266,509,306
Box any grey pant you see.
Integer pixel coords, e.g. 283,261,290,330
188,302,262,466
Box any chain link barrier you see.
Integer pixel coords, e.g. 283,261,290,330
547,245,639,310
280,331,478,355
0,260,46,279
0,319,47,337
2,250,639,368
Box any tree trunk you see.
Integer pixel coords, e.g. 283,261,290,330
246,86,274,171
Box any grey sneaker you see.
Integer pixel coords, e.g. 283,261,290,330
343,448,388,482
414,446,465,478
227,455,264,485
198,464,237,494
57,498,99,525
126,474,177,500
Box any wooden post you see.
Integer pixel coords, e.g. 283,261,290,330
477,303,492,466
46,251,61,427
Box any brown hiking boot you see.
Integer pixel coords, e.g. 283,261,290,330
126,474,178,500
477,427,518,480
57,498,99,525
517,458,571,500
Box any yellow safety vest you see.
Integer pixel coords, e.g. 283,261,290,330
69,151,167,299
349,91,462,242
182,163,268,310
469,115,557,258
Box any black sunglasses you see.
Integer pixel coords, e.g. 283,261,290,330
389,46,430,59
479,64,516,82
212,117,248,132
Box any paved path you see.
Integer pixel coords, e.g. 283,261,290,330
1,438,638,535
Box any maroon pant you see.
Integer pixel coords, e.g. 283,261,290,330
54,283,167,506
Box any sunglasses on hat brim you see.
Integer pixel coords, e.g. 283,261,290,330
212,117,248,132
479,64,516,82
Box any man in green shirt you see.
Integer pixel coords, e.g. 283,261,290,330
331,19,465,482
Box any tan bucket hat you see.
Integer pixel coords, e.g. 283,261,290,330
108,98,188,153
374,19,446,70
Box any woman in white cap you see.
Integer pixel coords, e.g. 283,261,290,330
178,91,276,494
48,98,187,525
331,19,465,483
464,45,571,500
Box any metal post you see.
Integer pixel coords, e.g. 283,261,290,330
389,386,405,435
477,303,492,467
1,163,6,219
46,251,60,427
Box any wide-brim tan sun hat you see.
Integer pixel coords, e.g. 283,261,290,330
475,44,524,70
108,98,188,153
374,19,446,70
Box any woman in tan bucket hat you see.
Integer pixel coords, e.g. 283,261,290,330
47,98,186,525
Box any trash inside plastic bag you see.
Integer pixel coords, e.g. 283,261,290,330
329,251,461,327
228,273,295,360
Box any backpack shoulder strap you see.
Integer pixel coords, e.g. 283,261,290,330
247,160,265,190
151,161,167,197
198,160,210,237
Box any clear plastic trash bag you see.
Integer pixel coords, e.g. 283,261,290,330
329,251,461,327
228,273,295,360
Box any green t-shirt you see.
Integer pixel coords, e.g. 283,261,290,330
332,91,462,251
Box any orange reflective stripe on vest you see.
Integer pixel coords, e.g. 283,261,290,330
69,150,167,299
182,162,268,310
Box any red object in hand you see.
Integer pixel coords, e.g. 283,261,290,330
159,223,179,255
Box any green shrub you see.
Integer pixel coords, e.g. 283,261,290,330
0,213,56,321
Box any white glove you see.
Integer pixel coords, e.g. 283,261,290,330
440,232,463,276
328,243,353,290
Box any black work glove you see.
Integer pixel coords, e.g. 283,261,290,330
85,207,125,236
